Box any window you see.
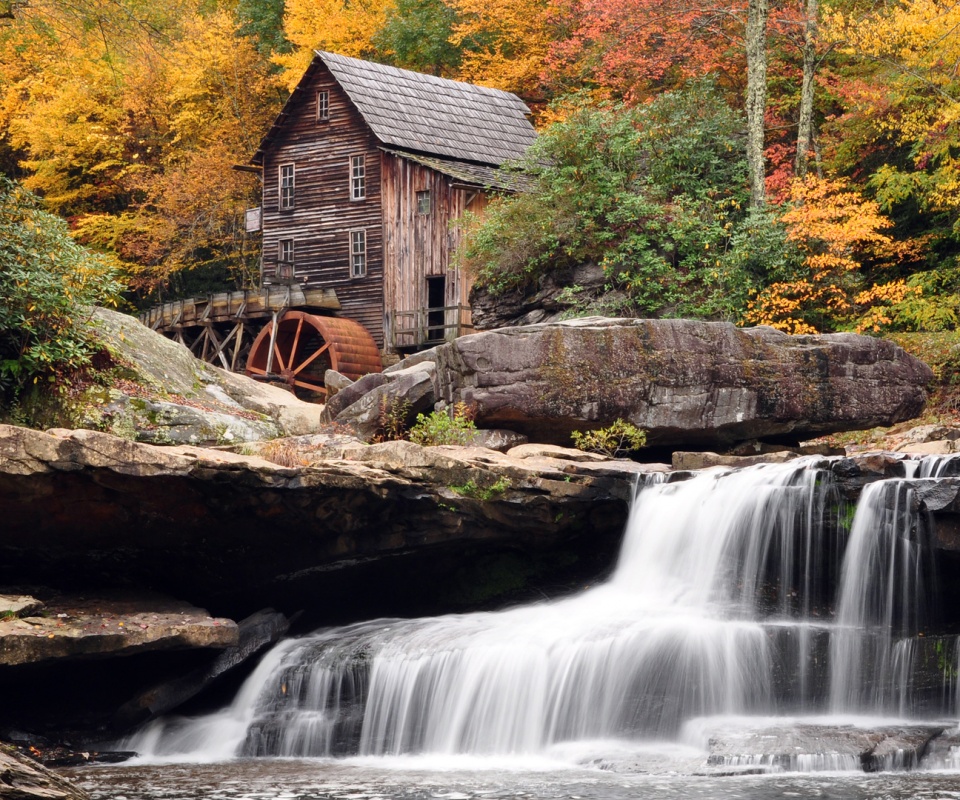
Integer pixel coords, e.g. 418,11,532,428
350,229,367,277
279,163,295,210
317,91,329,122
351,155,366,200
277,238,294,279
416,190,431,215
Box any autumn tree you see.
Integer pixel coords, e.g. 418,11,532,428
544,0,747,102
274,0,394,85
822,0,960,236
743,175,913,333
0,0,281,298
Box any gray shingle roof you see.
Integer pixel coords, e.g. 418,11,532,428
253,52,536,168
319,52,536,166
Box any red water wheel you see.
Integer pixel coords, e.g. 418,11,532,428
245,311,381,397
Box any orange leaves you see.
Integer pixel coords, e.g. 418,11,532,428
547,0,745,102
781,176,893,260
853,280,922,333
743,176,903,334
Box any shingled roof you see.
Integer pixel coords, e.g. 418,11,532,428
252,52,537,168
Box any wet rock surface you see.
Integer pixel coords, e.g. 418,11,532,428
0,745,89,800
113,609,289,728
704,723,946,772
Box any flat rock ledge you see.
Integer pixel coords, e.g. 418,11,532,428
0,595,236,667
0,424,658,615
2,424,957,621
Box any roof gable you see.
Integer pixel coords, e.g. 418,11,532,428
252,52,537,168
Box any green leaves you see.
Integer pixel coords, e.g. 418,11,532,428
463,81,753,318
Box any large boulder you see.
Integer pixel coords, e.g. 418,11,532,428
431,317,932,448
324,362,437,439
13,308,324,444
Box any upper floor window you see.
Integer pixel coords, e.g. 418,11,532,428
416,190,431,215
351,229,367,277
351,155,366,200
279,163,295,210
317,91,329,122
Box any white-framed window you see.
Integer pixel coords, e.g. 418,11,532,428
350,229,367,277
279,163,295,210
277,238,294,279
351,155,366,200
317,90,329,122
416,190,431,215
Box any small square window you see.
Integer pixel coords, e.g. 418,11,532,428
351,229,367,277
317,91,329,122
351,155,366,200
416,190,431,215
279,163,295,210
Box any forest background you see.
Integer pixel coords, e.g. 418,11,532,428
1,0,960,392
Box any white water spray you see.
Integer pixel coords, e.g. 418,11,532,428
129,456,960,768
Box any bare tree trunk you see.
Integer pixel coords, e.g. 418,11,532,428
795,0,818,177
746,0,769,209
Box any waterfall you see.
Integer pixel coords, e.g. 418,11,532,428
130,456,960,767
829,480,928,713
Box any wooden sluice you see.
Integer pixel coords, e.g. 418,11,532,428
139,285,342,376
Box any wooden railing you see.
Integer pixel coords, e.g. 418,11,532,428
389,305,474,350
138,285,340,331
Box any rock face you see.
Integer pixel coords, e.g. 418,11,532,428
470,264,622,330
703,722,945,772
113,609,289,728
0,424,657,619
431,317,931,447
15,308,324,445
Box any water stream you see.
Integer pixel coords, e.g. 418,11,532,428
89,455,960,797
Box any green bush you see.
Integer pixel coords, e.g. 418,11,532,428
461,80,753,320
571,419,647,457
409,402,477,446
0,179,123,397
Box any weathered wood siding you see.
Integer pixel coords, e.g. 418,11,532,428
261,64,385,345
382,154,487,344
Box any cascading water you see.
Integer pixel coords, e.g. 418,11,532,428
130,457,960,772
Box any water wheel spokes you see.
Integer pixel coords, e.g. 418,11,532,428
245,311,381,398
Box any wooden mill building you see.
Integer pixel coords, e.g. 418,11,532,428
249,51,537,353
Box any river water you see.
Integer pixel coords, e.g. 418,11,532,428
73,757,960,800
72,457,960,798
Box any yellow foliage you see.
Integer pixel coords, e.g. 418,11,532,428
450,0,553,96
822,0,960,223
274,0,395,88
